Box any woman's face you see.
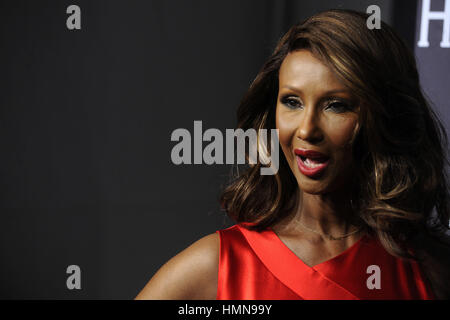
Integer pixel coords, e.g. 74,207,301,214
276,50,360,194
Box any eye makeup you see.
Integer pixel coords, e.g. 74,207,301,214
279,94,356,113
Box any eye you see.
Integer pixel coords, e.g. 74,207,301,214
325,100,352,113
281,96,302,109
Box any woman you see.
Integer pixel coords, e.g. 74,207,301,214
135,9,450,300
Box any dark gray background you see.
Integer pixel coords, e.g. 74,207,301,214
1,0,447,299
415,0,450,144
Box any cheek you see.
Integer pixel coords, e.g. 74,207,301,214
275,105,296,155
324,116,359,154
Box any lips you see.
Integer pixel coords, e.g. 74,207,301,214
294,148,330,178
294,148,328,159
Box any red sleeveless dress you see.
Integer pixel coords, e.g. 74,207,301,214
216,223,435,300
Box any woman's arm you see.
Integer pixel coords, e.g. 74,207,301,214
134,233,219,300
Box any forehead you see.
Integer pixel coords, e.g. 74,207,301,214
279,50,345,90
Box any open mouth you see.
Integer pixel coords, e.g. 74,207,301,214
294,148,330,177
296,155,330,178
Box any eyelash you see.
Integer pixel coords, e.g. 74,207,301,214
280,95,352,113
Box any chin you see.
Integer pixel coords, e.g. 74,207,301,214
295,176,331,195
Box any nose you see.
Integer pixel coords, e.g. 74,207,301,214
295,106,323,144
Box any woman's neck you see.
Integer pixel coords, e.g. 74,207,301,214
276,188,360,239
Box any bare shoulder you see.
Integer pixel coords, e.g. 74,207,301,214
135,232,220,300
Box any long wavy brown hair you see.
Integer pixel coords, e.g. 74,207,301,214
220,9,450,298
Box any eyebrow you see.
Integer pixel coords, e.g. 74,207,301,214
281,85,349,95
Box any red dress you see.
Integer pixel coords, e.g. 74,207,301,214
216,223,435,300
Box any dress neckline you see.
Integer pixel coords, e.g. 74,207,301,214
236,222,361,299
267,226,367,269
